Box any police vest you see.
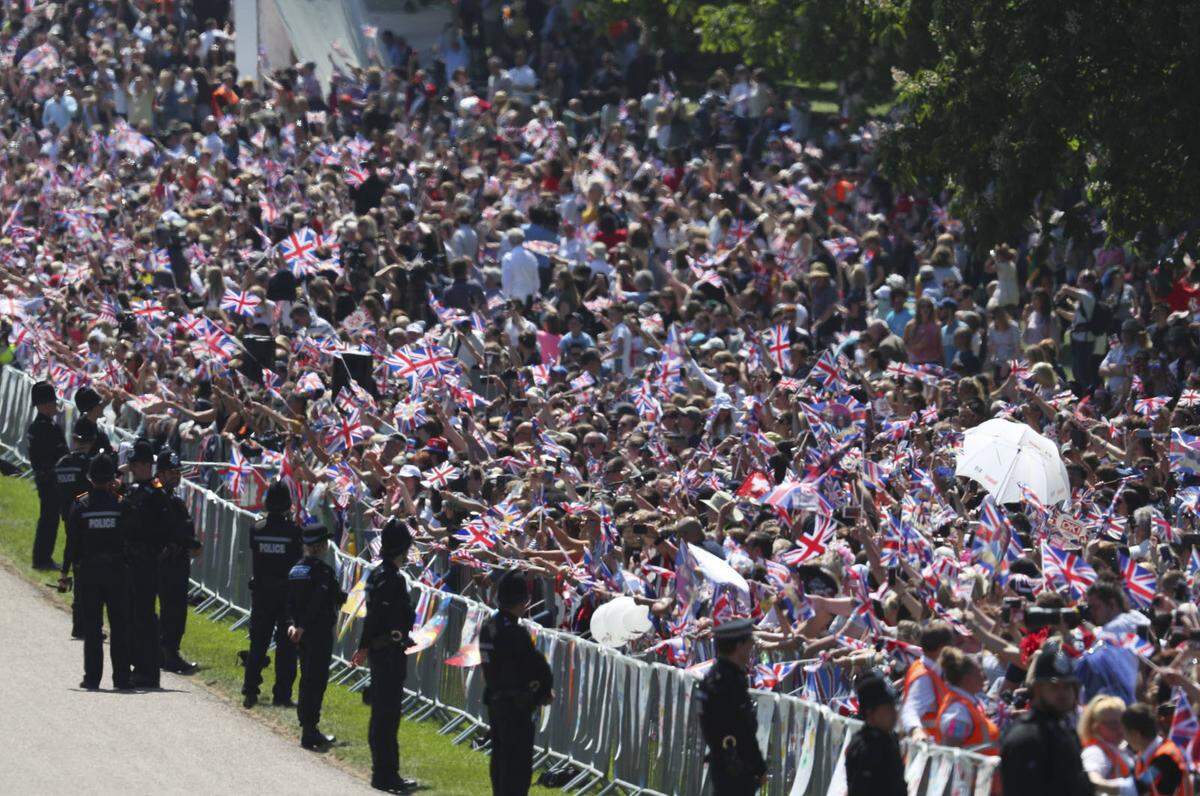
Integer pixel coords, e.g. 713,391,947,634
935,689,999,756
1084,738,1131,778
1135,739,1194,796
903,659,948,738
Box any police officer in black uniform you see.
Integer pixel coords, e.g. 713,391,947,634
479,571,554,796
351,518,418,793
124,439,171,688
845,670,906,796
155,448,201,674
287,523,346,750
242,481,303,709
696,618,767,796
59,455,132,690
54,418,99,639
28,380,67,570
999,642,1094,796
73,386,114,458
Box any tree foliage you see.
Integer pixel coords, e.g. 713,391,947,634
881,0,1200,246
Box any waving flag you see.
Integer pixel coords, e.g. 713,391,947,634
1118,553,1157,609
752,661,801,690
323,409,371,453
1179,389,1200,409
1041,543,1097,600
821,236,859,261
1170,430,1200,475
220,289,262,317
130,299,167,322
278,227,320,270
221,447,256,499
1171,688,1199,751
778,517,835,566
144,248,172,274
808,350,842,388
760,325,792,370
421,463,461,490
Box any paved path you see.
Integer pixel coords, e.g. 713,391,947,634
0,565,370,795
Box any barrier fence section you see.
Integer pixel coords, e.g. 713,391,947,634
0,365,996,795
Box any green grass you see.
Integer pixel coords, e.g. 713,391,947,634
0,475,556,795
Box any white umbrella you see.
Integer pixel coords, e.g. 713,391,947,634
955,417,1069,505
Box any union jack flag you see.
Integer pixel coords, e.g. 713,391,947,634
820,236,859,261
1118,553,1157,609
258,198,279,224
1171,688,1199,752
401,344,460,384
278,227,320,270
220,289,262,317
1135,396,1170,417
345,166,369,188
322,409,371,453
1170,430,1200,475
808,350,842,388
1179,390,1200,408
752,661,801,690
392,399,427,432
221,447,257,499
777,516,835,566
453,523,497,549
1041,543,1097,600
130,299,167,322
760,325,792,370
144,248,171,274
421,463,461,490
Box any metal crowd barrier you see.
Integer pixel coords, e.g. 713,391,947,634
0,365,997,795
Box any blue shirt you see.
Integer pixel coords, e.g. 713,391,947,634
1074,614,1142,705
885,307,913,338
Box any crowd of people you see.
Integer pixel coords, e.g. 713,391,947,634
5,0,1200,794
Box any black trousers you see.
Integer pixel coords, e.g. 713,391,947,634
488,703,535,796
709,768,760,796
32,474,59,566
76,558,131,687
157,555,190,654
297,622,333,730
128,556,160,685
241,582,297,701
368,645,408,785
60,508,82,636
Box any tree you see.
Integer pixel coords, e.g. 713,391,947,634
881,0,1200,247
586,0,936,101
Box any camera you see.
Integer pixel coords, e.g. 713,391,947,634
1024,606,1081,630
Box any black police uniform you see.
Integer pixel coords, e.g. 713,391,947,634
242,512,303,705
357,558,415,789
63,483,132,688
287,540,346,743
54,447,92,637
158,477,200,667
479,602,553,796
845,725,906,796
999,708,1094,796
28,408,67,567
124,475,172,687
697,657,767,796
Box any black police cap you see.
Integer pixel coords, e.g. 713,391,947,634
88,454,117,482
854,669,898,714
712,617,754,642
1031,641,1079,684
301,523,330,545
495,570,529,606
30,380,56,406
380,517,413,558
128,440,156,465
156,448,181,471
264,480,292,513
74,386,102,413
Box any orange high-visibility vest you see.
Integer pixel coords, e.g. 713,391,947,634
935,690,1000,756
1135,739,1194,796
1084,738,1131,777
903,658,948,738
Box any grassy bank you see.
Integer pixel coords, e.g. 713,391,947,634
0,475,555,795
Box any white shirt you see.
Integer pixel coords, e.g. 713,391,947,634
1082,739,1136,796
994,258,1019,306
900,655,942,734
609,322,632,376
501,244,540,301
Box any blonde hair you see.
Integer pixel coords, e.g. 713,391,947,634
1077,694,1126,743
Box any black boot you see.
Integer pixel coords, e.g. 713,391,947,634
300,727,335,750
243,693,258,709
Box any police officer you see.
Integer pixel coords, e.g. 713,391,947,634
351,518,418,793
999,642,1094,796
155,448,201,674
479,571,553,796
845,670,906,796
696,618,767,796
73,386,113,458
28,380,67,570
242,481,303,709
54,418,98,639
59,455,132,690
123,439,171,688
287,523,346,750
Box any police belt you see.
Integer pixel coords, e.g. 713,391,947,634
487,682,543,707
126,543,162,559
368,630,411,652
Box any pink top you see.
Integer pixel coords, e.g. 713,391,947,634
906,320,942,365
